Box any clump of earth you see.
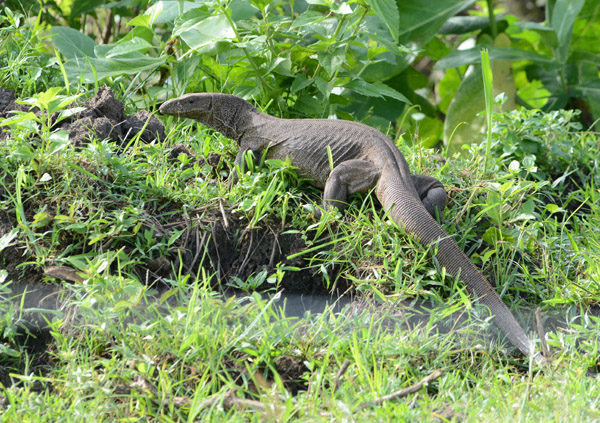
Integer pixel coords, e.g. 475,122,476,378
0,86,165,145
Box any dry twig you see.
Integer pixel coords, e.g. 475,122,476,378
360,369,443,408
332,360,351,394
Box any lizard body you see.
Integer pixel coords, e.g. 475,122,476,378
159,93,533,357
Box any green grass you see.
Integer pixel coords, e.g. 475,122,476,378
1,93,599,422
1,11,600,423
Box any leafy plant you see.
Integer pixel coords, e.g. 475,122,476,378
0,87,83,177
489,108,589,183
437,0,600,149
46,1,484,131
0,8,60,95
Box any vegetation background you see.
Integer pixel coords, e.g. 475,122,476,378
0,0,599,421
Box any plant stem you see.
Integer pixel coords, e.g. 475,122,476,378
220,4,273,95
486,0,497,38
481,48,494,176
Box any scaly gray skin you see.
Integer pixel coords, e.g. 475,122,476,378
159,93,534,357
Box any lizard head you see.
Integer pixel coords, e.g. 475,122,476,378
159,93,214,122
159,93,258,141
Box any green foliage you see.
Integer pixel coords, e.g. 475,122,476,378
438,0,600,149
6,0,598,149
43,1,483,132
490,108,590,183
0,8,61,95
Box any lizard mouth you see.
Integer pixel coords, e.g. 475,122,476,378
158,99,177,115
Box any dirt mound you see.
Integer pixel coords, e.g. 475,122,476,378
0,87,339,310
0,86,164,145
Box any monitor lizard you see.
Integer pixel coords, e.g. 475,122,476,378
159,92,535,358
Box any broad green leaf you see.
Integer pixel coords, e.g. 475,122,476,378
172,9,214,37
19,89,82,115
142,0,165,26
314,76,332,98
50,27,97,59
346,80,410,104
524,64,565,102
47,93,84,115
30,87,63,110
64,54,166,83
574,80,600,97
581,85,600,128
48,130,71,155
365,0,399,42
517,22,558,48
291,75,313,93
150,1,202,25
397,0,476,45
580,0,600,20
317,48,345,77
423,37,451,61
551,0,585,45
105,0,141,8
445,35,517,151
571,19,600,53
434,46,553,69
342,92,407,129
437,68,461,114
57,107,87,124
236,35,267,54
358,16,411,82
411,115,443,148
332,2,353,15
128,14,152,29
0,112,37,126
293,94,326,116
11,146,36,160
120,27,155,44
482,227,515,244
175,14,235,50
443,66,485,150
230,0,259,21
439,16,491,34
517,79,550,108
352,16,416,82
71,0,100,17
384,68,436,116
95,37,156,58
290,10,327,29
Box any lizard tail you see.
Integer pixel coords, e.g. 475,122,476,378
377,170,532,356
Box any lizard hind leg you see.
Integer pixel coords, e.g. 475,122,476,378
410,174,448,219
322,160,381,213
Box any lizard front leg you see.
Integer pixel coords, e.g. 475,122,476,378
230,146,262,186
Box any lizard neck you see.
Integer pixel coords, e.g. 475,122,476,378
209,94,266,142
